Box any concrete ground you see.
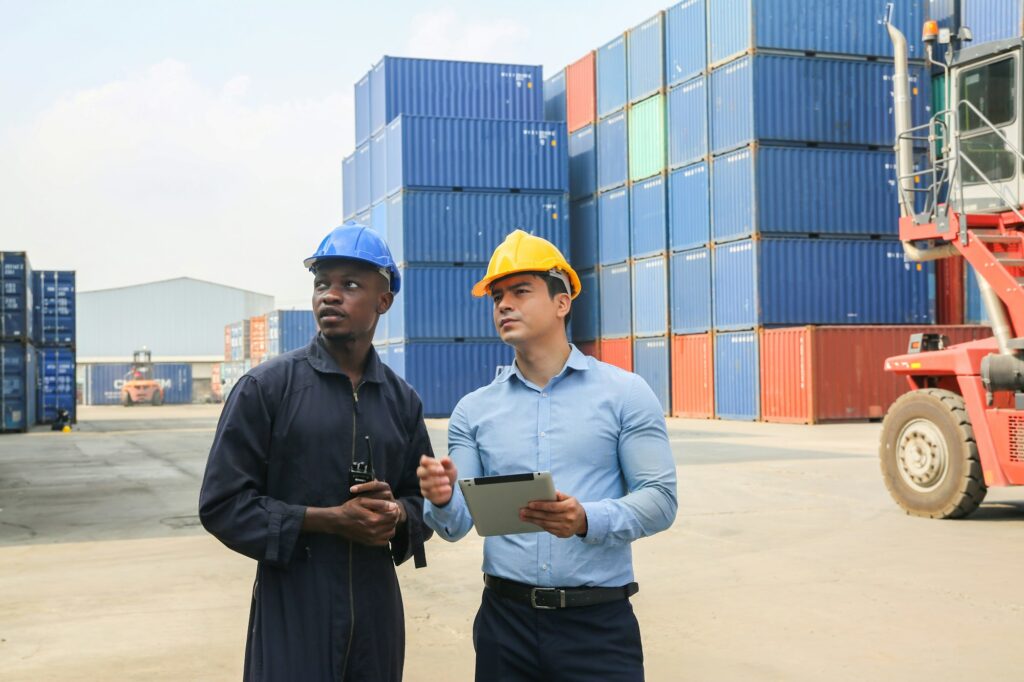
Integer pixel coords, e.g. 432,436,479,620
1,404,1022,681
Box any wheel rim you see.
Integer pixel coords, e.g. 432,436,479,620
896,418,950,492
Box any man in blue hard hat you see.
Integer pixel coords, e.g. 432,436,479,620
200,222,433,682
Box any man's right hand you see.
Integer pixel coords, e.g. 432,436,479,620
417,455,458,506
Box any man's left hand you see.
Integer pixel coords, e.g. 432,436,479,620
350,480,407,525
520,491,587,538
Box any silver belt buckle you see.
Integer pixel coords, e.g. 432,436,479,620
530,587,565,610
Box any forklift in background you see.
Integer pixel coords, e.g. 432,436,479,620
121,348,163,407
880,10,1024,518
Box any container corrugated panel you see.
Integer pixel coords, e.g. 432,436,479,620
388,266,491,341
566,52,596,133
667,76,707,168
1,341,36,431
570,197,599,271
713,238,935,331
935,256,964,325
597,34,628,118
965,265,990,324
32,270,75,347
384,341,512,417
634,336,670,414
715,330,759,420
632,256,669,337
760,325,993,424
709,55,929,155
229,319,251,362
671,333,714,418
598,188,630,266
670,248,712,333
569,125,597,200
961,0,1022,45
708,0,925,64
249,314,268,365
356,143,372,213
572,269,600,342
386,191,568,265
370,57,544,135
666,0,707,86
267,310,318,357
599,263,632,338
601,337,633,372
669,162,710,251
710,145,905,243
1,252,32,342
628,94,666,182
36,347,75,424
630,175,668,258
597,111,628,191
386,117,568,195
629,12,666,103
342,154,356,220
371,131,387,205
544,70,567,122
370,201,389,243
86,362,193,405
355,72,371,146
356,209,371,226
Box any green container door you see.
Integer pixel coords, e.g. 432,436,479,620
628,93,666,182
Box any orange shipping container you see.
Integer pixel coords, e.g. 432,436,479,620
671,333,714,419
760,325,993,424
250,315,268,365
224,325,232,362
577,339,602,360
566,52,596,133
601,337,633,372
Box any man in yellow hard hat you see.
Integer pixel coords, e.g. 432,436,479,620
417,230,677,681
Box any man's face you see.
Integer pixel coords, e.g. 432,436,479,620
312,260,393,342
490,273,569,346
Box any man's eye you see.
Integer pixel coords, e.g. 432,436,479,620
345,281,360,289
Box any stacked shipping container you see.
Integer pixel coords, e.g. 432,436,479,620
219,310,317,400
1,253,35,432
33,270,76,424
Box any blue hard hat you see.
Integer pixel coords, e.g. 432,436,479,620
304,222,401,294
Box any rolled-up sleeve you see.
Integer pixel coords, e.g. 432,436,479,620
423,399,480,541
198,375,306,566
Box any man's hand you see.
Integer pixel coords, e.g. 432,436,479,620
417,455,457,506
350,480,407,525
520,491,588,538
302,494,401,546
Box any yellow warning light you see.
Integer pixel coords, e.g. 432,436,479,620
916,263,923,271
912,86,919,95
910,362,922,369
914,175,921,184
922,20,939,42
550,139,557,147
552,213,558,220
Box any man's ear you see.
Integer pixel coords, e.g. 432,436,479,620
377,291,395,315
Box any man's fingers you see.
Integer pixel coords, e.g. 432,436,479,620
350,480,392,495
526,499,572,512
356,497,400,514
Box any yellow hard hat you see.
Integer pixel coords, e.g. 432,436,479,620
472,230,582,299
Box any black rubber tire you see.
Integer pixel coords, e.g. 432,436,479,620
151,391,163,406
122,393,132,407
879,389,987,519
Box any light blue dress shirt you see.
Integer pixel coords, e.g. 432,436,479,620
424,344,677,588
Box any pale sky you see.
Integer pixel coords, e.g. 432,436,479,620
1,0,669,309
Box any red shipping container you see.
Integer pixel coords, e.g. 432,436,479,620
566,52,596,133
224,325,232,362
577,339,602,360
671,333,714,419
935,257,965,325
601,337,633,372
760,325,992,424
250,314,268,365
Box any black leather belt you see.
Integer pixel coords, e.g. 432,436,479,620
484,574,639,610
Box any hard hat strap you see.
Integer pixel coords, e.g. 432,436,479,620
547,269,571,296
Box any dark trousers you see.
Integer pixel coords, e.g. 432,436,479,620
472,587,644,682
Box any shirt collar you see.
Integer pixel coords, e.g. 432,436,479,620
306,333,384,384
498,343,590,386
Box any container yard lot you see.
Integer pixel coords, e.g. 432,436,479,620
1,405,1022,681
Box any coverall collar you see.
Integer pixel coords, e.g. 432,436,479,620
306,333,385,384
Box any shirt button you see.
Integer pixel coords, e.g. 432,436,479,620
542,563,549,571
541,392,548,397
539,431,546,438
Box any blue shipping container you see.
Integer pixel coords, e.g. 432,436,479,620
597,34,628,118
709,55,929,154
356,143,372,213
267,310,318,357
386,117,567,195
668,76,708,168
629,12,666,103
86,362,192,406
342,154,356,220
371,131,387,204
597,111,629,191
634,336,670,414
713,238,935,330
572,269,600,342
36,347,75,424
631,175,668,258
370,201,389,241
671,247,712,333
666,0,708,86
711,145,905,243
569,125,597,200
386,191,568,265
708,0,924,64
669,162,711,251
388,265,491,341
714,330,759,421
369,57,544,136
545,70,567,122
632,256,669,337
1,252,32,342
356,210,371,226
964,0,1023,45
965,265,991,324
355,71,371,146
599,188,631,266
32,270,75,347
570,197,599,271
384,341,512,417
599,262,632,338
1,341,36,431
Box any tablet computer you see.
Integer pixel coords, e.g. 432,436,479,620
458,472,556,537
